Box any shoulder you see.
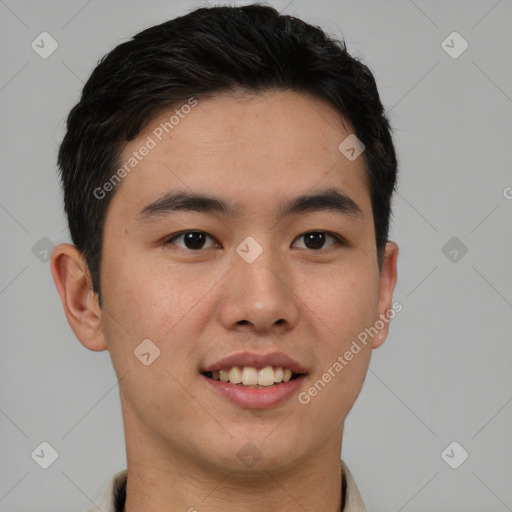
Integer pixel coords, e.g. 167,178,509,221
83,469,127,512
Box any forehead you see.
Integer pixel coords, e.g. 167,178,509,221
108,89,371,221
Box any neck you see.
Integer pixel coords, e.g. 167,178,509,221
121,421,344,512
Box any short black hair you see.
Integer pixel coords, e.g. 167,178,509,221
58,3,398,302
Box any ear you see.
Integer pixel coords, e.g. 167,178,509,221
50,243,108,351
372,241,399,349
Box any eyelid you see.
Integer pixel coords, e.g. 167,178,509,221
163,230,219,249
291,231,347,250
163,230,348,250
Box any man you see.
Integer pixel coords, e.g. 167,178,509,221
51,4,399,511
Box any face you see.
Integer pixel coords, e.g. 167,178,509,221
77,90,397,474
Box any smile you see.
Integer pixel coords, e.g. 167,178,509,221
204,365,302,387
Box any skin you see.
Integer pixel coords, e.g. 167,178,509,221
51,89,398,512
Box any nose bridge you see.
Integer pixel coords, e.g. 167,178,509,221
237,234,286,301
220,235,299,331
242,244,283,294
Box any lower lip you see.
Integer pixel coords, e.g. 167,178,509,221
201,374,307,409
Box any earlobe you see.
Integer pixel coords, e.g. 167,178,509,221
50,243,108,352
372,241,399,349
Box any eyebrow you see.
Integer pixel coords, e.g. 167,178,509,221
137,187,363,222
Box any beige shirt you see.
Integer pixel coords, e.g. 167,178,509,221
86,460,367,512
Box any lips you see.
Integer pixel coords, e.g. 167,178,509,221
200,351,308,408
201,351,307,375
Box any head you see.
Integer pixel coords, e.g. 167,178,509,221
52,3,399,476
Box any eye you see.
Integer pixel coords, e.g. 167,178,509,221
163,230,346,252
164,231,220,250
292,231,345,251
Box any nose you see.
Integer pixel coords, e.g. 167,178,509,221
217,243,300,334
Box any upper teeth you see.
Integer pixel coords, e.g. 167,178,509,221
211,366,294,386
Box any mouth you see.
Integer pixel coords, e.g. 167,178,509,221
200,352,308,407
202,366,305,388
201,367,308,409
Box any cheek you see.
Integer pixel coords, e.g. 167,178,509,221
298,264,378,404
306,348,372,430
300,262,379,342
99,252,218,370
101,248,191,329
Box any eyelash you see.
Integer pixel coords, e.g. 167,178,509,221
163,230,347,251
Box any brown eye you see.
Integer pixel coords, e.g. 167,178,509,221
165,231,219,250
292,231,343,250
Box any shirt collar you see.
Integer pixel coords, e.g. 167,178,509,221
86,459,366,512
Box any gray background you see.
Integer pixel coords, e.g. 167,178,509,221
1,0,511,511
